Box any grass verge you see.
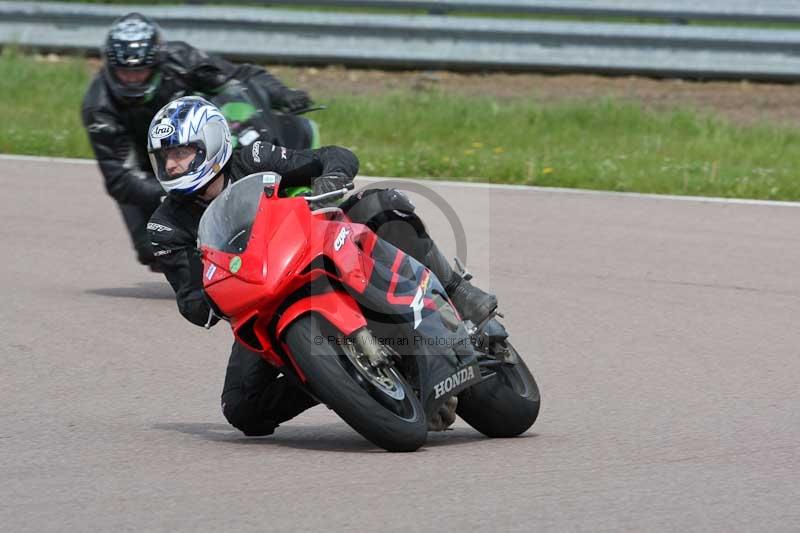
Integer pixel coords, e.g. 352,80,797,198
2,49,799,201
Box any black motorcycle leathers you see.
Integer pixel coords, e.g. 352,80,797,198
82,40,301,265
149,141,495,436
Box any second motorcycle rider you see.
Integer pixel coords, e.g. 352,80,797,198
82,13,311,270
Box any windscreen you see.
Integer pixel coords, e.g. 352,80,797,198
198,174,265,254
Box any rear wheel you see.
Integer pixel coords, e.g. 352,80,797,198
457,341,540,438
283,314,427,452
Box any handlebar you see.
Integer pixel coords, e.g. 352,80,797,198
290,105,328,115
302,182,355,203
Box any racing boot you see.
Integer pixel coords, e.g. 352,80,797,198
446,276,498,326
428,396,458,431
423,244,498,325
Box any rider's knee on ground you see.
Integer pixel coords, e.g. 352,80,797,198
221,389,278,437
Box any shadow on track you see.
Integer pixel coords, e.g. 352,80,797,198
87,282,174,300
153,421,504,453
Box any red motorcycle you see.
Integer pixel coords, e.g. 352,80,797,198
198,172,540,452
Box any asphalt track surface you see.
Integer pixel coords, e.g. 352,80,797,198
2,156,799,532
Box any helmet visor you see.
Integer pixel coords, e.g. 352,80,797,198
149,143,207,183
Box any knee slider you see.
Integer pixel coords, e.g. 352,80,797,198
380,189,428,236
384,189,415,212
349,188,415,217
221,391,276,437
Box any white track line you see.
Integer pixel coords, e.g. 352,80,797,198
0,153,97,165
3,152,799,208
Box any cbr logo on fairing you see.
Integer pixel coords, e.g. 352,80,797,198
151,124,175,139
334,227,350,251
410,270,431,329
434,366,476,399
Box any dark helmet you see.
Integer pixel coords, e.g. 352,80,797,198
101,13,164,105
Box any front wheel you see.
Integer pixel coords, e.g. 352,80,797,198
457,341,540,438
283,315,427,452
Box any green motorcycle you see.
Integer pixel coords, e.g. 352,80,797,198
203,79,322,197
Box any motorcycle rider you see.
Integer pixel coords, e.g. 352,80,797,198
82,12,311,270
147,96,496,436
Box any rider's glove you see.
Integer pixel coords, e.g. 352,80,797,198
280,89,312,112
312,174,352,197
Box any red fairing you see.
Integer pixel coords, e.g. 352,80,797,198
276,292,367,340
199,179,379,378
272,291,367,382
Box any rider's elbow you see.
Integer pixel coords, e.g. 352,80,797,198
339,147,360,177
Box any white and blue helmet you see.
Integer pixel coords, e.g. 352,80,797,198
147,96,232,194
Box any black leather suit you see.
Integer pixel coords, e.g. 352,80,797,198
82,41,298,265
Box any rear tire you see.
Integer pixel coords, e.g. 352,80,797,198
457,342,540,438
283,314,427,452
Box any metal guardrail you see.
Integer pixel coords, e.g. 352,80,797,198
4,2,800,81
182,0,800,24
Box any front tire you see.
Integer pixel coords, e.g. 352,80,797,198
457,342,540,438
283,314,427,452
